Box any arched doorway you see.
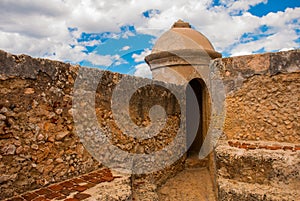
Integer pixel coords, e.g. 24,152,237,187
186,78,210,158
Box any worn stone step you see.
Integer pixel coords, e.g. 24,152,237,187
215,141,300,187
218,178,299,201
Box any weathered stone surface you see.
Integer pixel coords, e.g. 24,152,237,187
24,88,35,94
0,50,65,79
0,49,184,199
0,50,100,199
0,47,299,201
0,114,6,120
270,49,300,75
216,140,300,201
223,73,299,143
0,174,17,184
158,168,216,201
55,131,70,140
211,50,300,201
218,178,299,201
213,49,300,93
1,144,16,155
210,50,300,143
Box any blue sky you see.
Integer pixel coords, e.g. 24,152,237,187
249,0,300,16
79,28,155,75
0,0,299,78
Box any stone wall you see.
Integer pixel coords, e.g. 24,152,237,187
216,50,300,143
0,51,100,199
213,49,300,201
1,48,299,201
0,50,184,199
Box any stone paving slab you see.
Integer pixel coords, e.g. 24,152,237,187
5,168,131,201
158,167,216,201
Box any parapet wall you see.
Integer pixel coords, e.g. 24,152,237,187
212,50,300,201
215,50,300,143
0,50,184,199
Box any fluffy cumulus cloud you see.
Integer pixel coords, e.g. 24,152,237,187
0,0,299,74
121,46,131,51
132,48,151,62
131,48,152,78
133,63,152,78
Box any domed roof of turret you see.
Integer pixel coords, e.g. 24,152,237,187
151,20,221,58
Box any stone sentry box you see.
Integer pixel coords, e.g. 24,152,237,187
145,19,222,191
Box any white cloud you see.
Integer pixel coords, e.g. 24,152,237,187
132,48,151,62
0,0,299,70
121,46,130,51
85,53,115,66
131,48,152,77
279,47,295,52
261,7,300,28
121,29,135,39
133,63,152,78
227,0,267,14
229,7,300,56
134,1,299,56
114,58,128,66
230,28,299,56
80,40,101,47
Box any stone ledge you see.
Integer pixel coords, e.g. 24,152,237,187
215,140,300,187
214,49,300,78
218,178,299,201
0,49,73,80
212,49,300,93
145,49,217,70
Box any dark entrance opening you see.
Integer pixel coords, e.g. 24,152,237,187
186,78,210,158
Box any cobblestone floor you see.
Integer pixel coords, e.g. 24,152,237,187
5,168,131,201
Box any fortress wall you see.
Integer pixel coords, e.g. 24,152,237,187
213,50,300,201
1,48,299,200
214,49,300,143
0,50,184,199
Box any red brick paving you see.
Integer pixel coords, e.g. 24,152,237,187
31,197,51,201
60,189,72,196
88,173,99,177
64,199,79,201
283,146,294,151
79,176,90,181
55,196,67,200
48,184,64,191
74,193,91,200
87,178,103,184
82,183,96,189
35,189,52,196
102,175,114,182
7,197,24,201
44,192,61,199
4,168,116,201
70,178,85,184
60,181,75,188
228,140,300,152
71,186,88,192
22,192,39,200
